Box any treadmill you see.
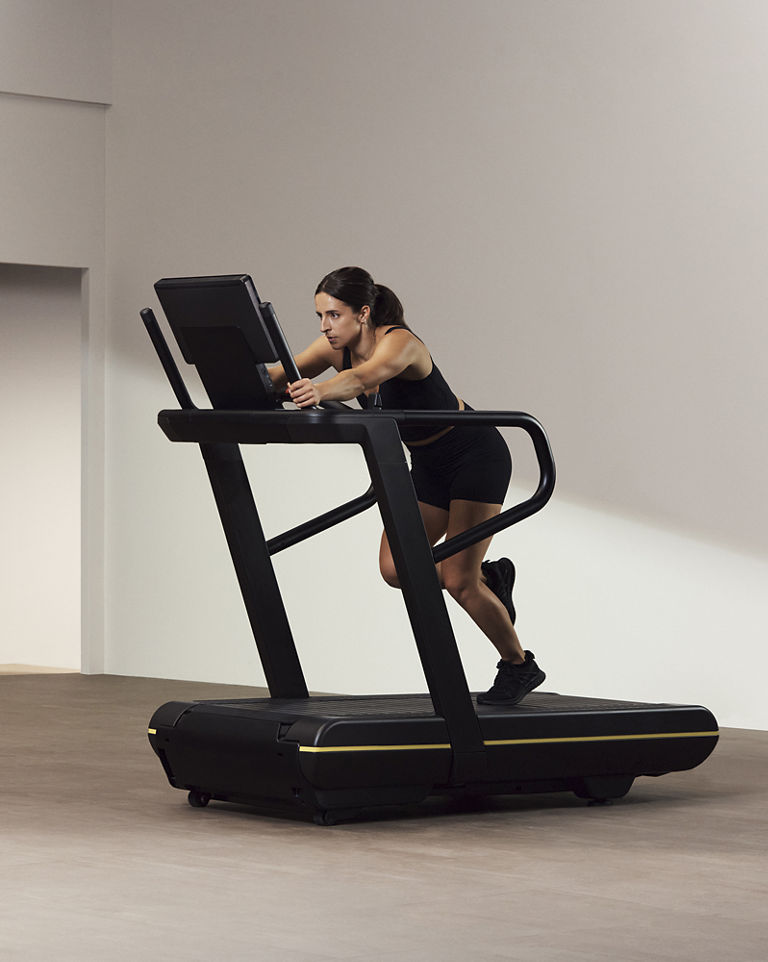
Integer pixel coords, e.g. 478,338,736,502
142,274,718,824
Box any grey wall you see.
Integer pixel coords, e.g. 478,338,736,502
1,1,766,726
0,0,109,670
102,0,768,727
108,0,768,554
0,0,110,103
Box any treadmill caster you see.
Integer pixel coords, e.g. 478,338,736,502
313,809,356,826
574,775,634,804
188,789,212,808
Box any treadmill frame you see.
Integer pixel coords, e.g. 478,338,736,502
141,279,718,822
156,404,557,786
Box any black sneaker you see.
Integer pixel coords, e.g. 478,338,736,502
476,651,545,706
481,558,516,625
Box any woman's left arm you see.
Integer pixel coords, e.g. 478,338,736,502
288,330,427,408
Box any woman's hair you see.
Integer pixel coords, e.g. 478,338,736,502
315,266,410,330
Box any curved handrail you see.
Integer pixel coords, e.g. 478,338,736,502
262,409,555,561
158,406,556,559
386,410,555,562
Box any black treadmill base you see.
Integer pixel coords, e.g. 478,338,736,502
182,775,637,826
148,690,718,823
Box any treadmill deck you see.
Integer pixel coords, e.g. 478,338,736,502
148,691,719,818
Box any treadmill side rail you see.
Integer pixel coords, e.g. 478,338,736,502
147,694,718,821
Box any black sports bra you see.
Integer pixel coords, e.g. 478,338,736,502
342,326,459,442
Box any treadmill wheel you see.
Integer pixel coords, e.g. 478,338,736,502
573,775,634,803
188,790,212,808
313,809,357,826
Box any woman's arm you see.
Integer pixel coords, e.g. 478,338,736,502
288,329,428,408
268,335,336,392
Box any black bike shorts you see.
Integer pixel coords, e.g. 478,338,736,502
408,420,512,511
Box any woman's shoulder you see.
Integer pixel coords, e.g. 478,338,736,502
373,325,431,378
382,324,414,336
375,325,424,348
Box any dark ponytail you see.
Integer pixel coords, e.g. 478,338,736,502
372,284,406,329
315,266,410,330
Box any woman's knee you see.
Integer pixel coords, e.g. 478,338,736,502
380,559,401,589
442,568,479,606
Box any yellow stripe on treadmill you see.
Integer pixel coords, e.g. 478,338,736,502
300,742,450,753
298,730,718,754
484,730,719,747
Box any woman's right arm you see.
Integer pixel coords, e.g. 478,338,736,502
268,335,336,392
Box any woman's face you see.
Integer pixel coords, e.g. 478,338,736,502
315,292,368,349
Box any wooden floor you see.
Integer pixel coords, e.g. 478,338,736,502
2,672,767,961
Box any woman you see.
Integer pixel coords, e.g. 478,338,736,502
269,266,545,706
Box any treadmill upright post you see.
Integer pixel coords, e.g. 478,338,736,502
361,418,487,785
200,441,309,699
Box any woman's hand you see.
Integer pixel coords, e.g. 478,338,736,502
287,378,322,408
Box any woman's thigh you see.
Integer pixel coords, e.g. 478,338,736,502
379,501,450,585
440,499,503,589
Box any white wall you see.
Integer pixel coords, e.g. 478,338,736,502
104,0,768,729
0,3,109,671
505,488,768,732
0,265,82,668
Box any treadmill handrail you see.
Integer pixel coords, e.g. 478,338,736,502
158,407,556,563
267,485,377,555
141,308,197,411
